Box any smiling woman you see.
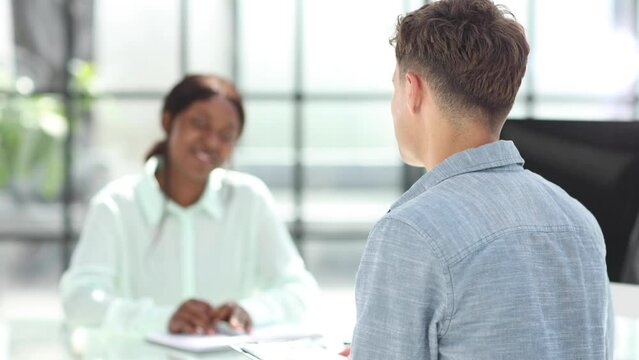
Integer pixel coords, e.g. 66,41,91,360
59,74,319,336
149,75,245,211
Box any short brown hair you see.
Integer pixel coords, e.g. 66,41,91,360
391,0,529,124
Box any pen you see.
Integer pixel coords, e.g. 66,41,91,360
234,346,262,360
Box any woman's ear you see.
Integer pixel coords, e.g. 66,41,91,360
161,112,172,134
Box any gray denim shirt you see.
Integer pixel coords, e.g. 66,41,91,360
352,140,613,359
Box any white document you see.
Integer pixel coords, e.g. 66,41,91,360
237,339,346,360
146,325,322,353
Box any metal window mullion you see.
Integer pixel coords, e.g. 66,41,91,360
292,0,305,250
62,0,76,270
179,0,189,76
231,0,239,83
525,0,536,119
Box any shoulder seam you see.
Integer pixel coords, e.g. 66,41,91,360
446,224,595,267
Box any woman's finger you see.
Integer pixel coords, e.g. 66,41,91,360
211,304,233,324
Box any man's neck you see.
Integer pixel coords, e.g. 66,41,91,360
423,118,500,171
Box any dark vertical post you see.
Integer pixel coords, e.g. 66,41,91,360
62,0,75,269
179,0,189,76
635,1,639,120
525,0,535,119
231,0,239,83
613,0,639,118
292,0,305,253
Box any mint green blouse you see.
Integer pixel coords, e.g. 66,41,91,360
60,157,319,335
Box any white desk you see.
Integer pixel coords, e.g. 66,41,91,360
611,282,639,360
1,283,638,359
612,282,639,318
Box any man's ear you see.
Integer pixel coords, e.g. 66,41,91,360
405,71,424,114
161,112,171,134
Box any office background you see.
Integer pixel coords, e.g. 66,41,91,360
1,0,639,322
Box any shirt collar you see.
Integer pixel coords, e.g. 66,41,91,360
136,156,225,226
390,140,525,211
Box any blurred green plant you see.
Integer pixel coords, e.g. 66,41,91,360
69,59,97,110
0,60,95,202
0,93,66,200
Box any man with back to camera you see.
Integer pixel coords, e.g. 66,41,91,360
348,0,614,359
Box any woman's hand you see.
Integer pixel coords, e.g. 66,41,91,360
210,302,253,334
168,299,216,334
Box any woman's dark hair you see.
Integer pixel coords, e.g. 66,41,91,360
145,74,245,161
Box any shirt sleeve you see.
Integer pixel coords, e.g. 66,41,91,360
351,217,450,360
238,187,319,327
606,284,615,360
59,196,175,335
